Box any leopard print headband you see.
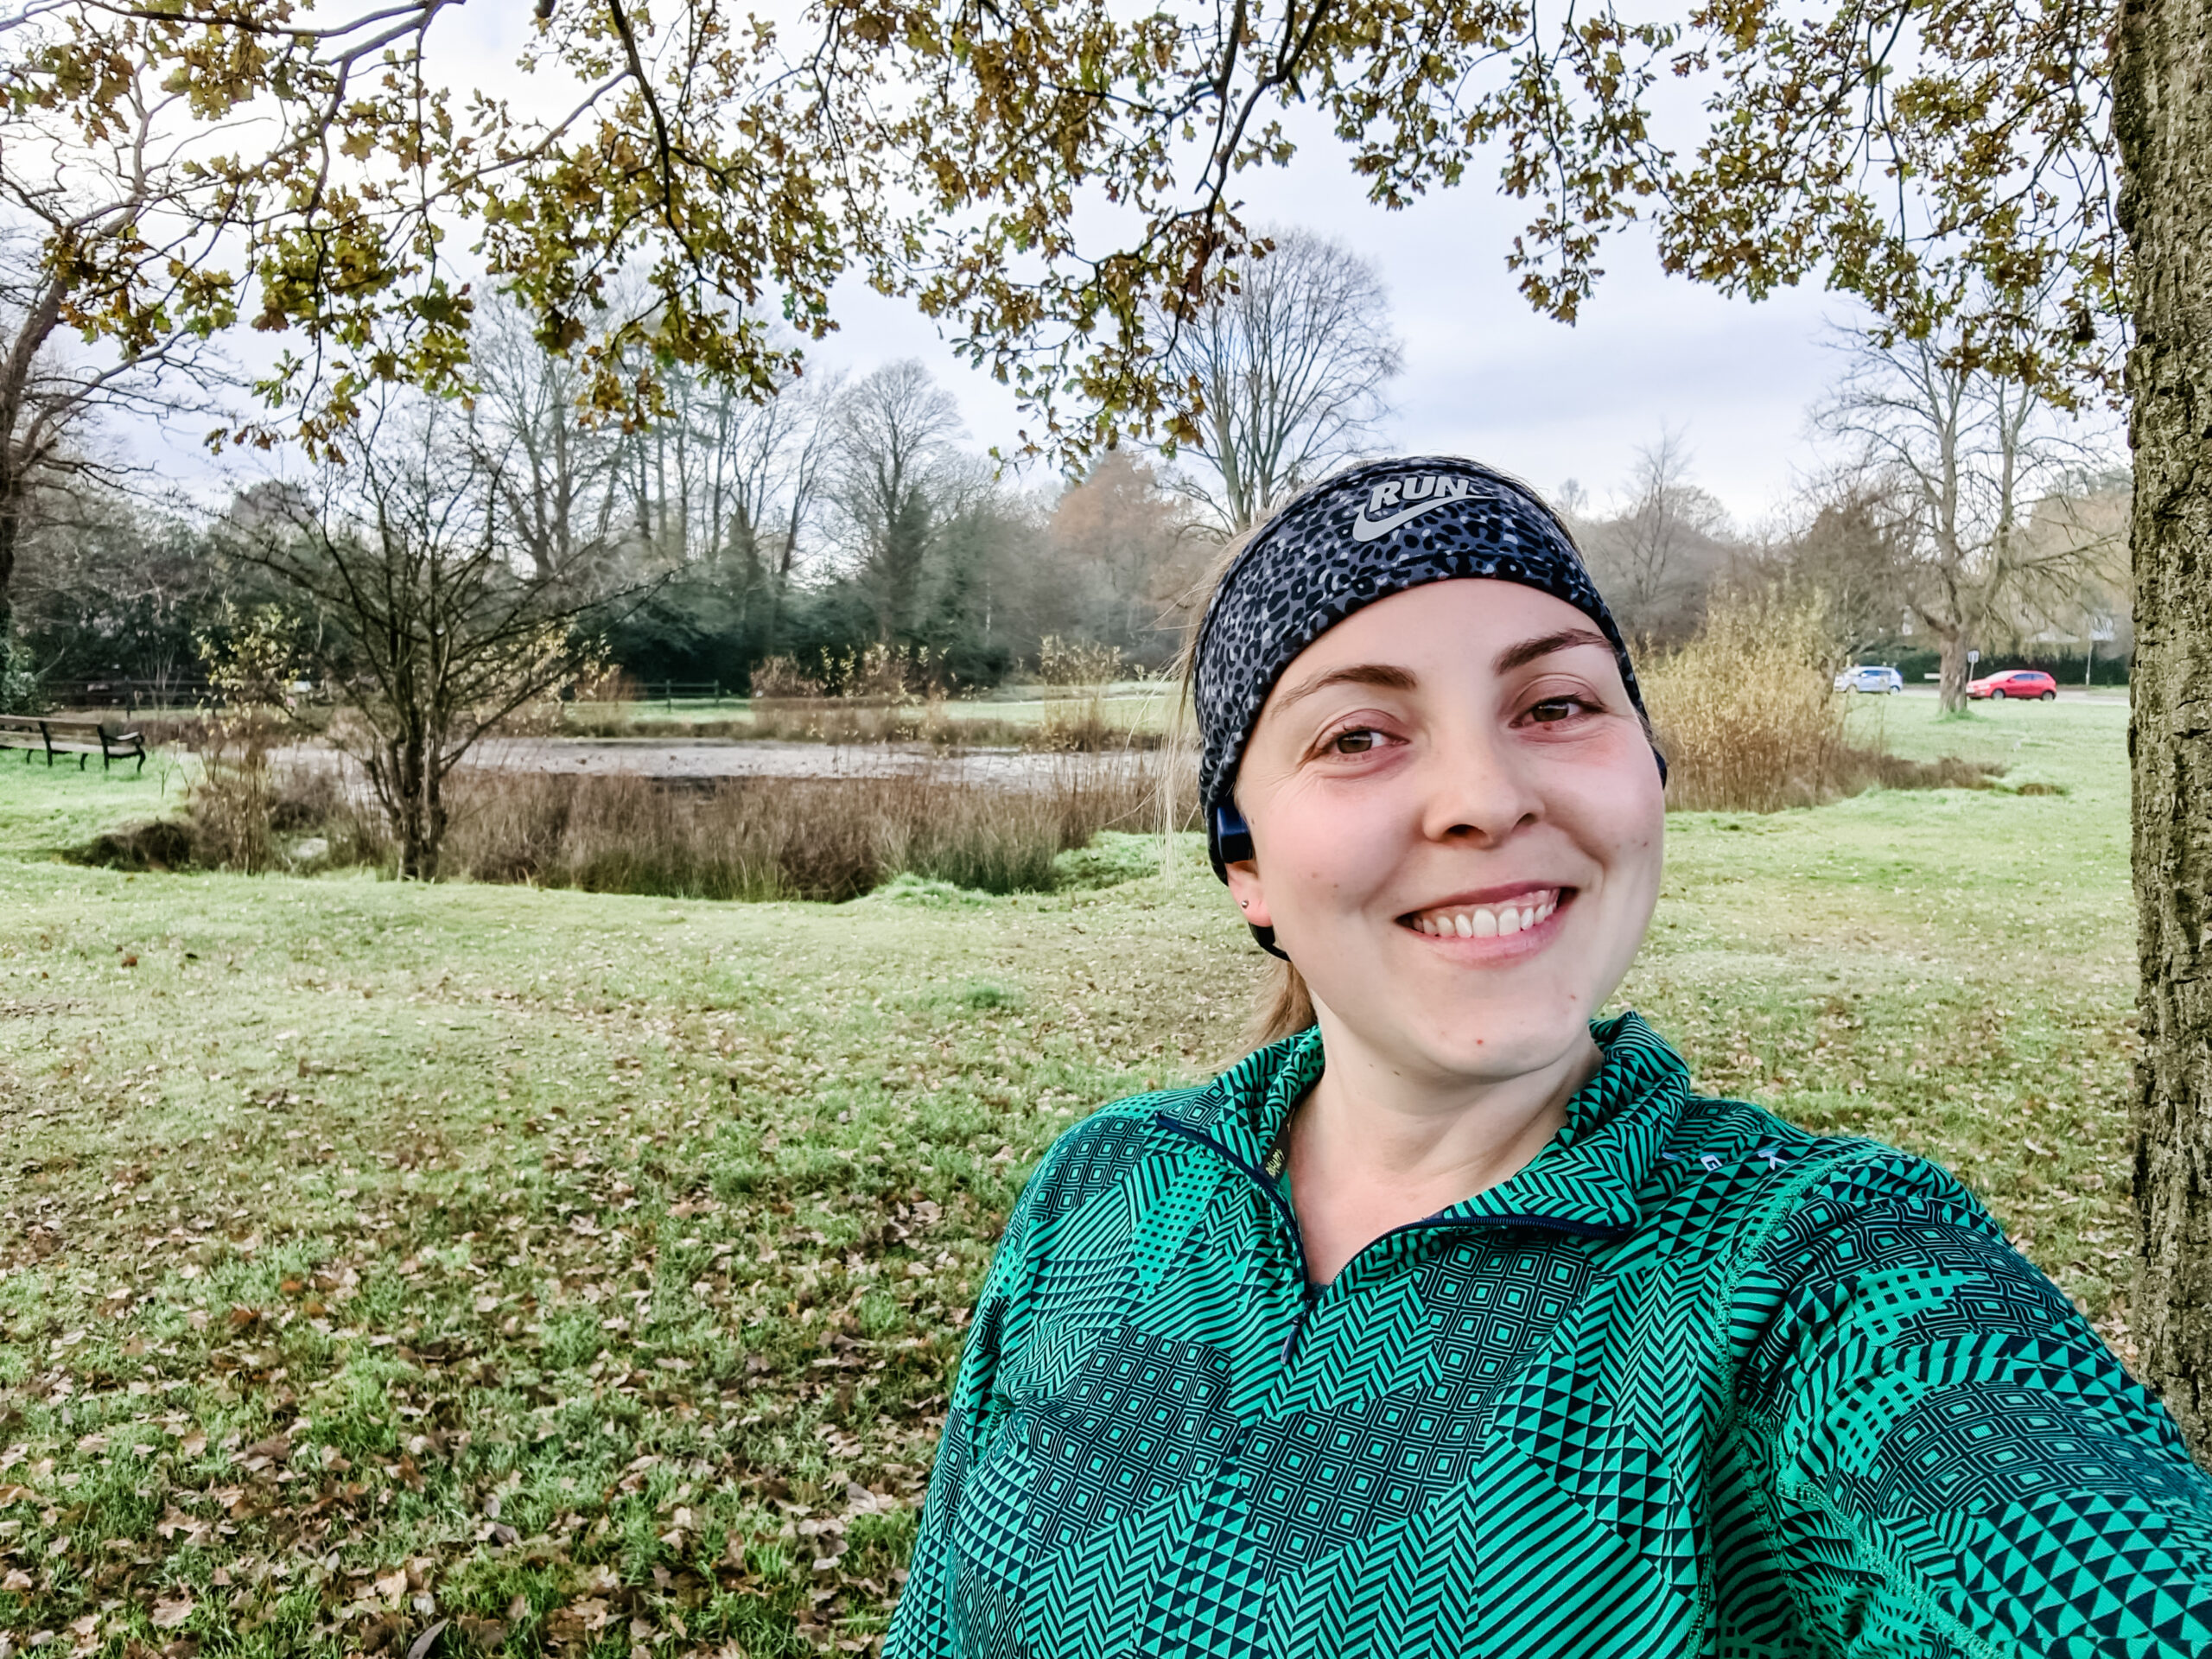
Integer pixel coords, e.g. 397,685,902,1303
1194,456,1662,886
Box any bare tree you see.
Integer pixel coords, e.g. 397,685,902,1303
469,299,621,583
1818,323,2118,710
1580,429,1732,642
1039,452,1205,664
228,400,611,879
1160,228,1402,534
1739,480,1919,661
828,360,969,644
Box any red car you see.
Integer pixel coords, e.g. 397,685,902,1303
1967,668,2058,702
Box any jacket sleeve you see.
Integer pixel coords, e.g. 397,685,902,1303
1735,1150,2212,1658
885,1165,1045,1659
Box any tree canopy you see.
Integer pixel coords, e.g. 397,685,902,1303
0,0,2119,461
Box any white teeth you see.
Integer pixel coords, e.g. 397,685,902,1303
1408,889,1561,939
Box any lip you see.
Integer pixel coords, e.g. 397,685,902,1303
1400,880,1563,913
1395,884,1576,959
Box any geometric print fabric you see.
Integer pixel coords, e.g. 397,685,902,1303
889,1014,2212,1659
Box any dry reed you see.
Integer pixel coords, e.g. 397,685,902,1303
441,751,1179,899
99,746,1191,899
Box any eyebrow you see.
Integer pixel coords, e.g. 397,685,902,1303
1269,662,1419,712
1492,626,1614,675
1272,628,1615,713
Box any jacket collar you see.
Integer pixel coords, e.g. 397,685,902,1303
1155,1011,1690,1240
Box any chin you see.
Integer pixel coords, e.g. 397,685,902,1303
1319,984,1596,1082
1420,1020,1589,1083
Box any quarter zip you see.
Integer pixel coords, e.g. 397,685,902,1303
1153,1111,1633,1365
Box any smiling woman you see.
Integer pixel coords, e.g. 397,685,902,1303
887,459,2212,1659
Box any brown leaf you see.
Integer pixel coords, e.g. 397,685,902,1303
151,1598,194,1630
404,1618,449,1659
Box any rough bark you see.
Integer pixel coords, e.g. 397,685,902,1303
1935,626,1969,714
2117,0,2212,1457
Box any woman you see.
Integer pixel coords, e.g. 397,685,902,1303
887,457,2212,1658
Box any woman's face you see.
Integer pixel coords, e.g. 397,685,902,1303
1225,579,1666,1087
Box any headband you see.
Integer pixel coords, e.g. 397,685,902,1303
1192,457,1663,919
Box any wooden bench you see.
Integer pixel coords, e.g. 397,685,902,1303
0,715,147,772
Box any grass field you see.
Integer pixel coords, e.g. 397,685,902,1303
0,695,2138,1656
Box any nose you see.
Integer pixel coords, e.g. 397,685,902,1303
1415,714,1542,846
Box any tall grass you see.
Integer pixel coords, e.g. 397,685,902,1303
436,754,1173,899
1645,593,2000,810
93,747,1190,899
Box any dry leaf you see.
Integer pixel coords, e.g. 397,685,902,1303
151,1598,194,1630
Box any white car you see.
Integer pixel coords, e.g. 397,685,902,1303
1834,664,1905,694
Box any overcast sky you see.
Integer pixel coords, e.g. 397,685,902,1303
803,122,1853,530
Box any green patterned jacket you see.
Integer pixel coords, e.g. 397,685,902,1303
888,1014,2212,1658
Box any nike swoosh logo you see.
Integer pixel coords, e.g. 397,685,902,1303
1349,497,1463,542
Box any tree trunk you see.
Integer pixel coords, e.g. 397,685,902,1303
2117,0,2212,1458
1936,625,1969,713
387,730,442,881
0,488,18,673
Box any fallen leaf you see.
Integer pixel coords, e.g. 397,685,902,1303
404,1618,449,1659
151,1598,194,1630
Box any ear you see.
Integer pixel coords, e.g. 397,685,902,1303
1223,853,1272,928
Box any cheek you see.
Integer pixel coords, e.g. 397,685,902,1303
1257,786,1407,906
1562,770,1666,885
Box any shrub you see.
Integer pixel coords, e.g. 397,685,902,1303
1644,592,2001,811
1643,595,1844,812
748,656,825,699
1035,636,1125,688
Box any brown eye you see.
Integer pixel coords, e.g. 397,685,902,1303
1329,728,1378,754
1526,698,1583,724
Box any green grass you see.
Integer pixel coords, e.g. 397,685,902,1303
0,695,2137,1656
